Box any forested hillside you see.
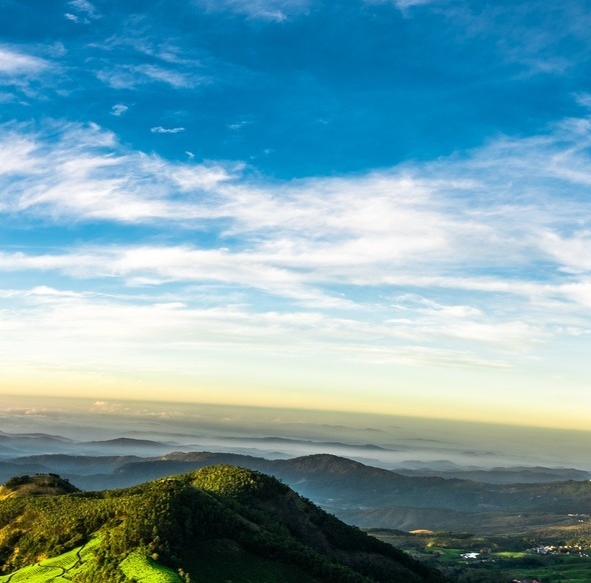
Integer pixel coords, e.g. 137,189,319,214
0,467,448,583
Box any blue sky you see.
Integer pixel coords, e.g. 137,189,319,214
1,0,591,429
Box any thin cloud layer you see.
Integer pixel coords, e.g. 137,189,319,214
0,114,590,384
196,0,311,21
151,126,186,134
0,47,50,75
1,118,590,278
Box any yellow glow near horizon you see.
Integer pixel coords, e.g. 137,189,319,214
2,365,590,433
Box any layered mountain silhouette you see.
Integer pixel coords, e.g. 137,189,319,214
2,445,591,534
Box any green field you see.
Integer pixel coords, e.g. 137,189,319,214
0,537,101,583
0,540,184,583
369,529,591,583
120,551,182,583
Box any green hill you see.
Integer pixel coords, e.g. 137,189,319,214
0,474,80,499
0,465,448,583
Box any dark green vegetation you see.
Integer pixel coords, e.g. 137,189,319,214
369,526,591,583
70,452,591,534
7,452,591,535
6,452,591,535
0,468,447,583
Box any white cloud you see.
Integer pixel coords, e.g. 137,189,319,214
0,135,39,176
151,126,186,134
3,117,591,266
111,104,128,116
69,0,96,14
575,93,591,109
196,0,311,21
228,119,253,131
438,2,591,77
2,113,591,372
0,46,50,75
67,0,99,20
170,164,235,190
136,64,193,87
539,231,591,272
0,283,519,375
0,122,236,222
2,116,591,279
395,0,439,8
97,64,203,90
89,37,209,91
28,286,83,298
363,0,441,11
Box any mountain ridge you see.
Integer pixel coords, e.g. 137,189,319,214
2,444,591,534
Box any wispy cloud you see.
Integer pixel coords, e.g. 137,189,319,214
65,0,99,23
97,64,203,89
0,282,527,376
0,46,50,75
363,0,441,12
135,64,196,87
3,115,591,238
441,1,591,77
395,0,439,6
151,126,186,134
69,0,98,17
91,33,209,90
196,0,311,21
111,104,128,116
0,45,63,102
2,112,591,371
0,121,234,221
3,116,591,272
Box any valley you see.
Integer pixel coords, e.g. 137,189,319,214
370,527,591,583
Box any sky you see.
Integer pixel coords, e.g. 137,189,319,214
1,0,591,431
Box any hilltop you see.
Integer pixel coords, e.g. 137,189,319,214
0,474,80,499
0,465,447,583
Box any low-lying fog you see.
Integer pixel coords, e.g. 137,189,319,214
2,395,590,471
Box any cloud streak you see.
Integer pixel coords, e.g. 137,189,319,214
97,64,204,89
0,46,51,75
1,110,591,387
151,126,186,134
196,0,311,21
2,115,591,278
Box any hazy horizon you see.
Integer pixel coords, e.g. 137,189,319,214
2,395,591,471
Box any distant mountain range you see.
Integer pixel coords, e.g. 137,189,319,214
1,431,590,535
394,464,591,483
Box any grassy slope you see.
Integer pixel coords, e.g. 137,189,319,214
120,551,181,583
0,542,317,583
0,537,100,583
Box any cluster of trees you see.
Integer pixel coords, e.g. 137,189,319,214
2,474,79,497
189,464,288,500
